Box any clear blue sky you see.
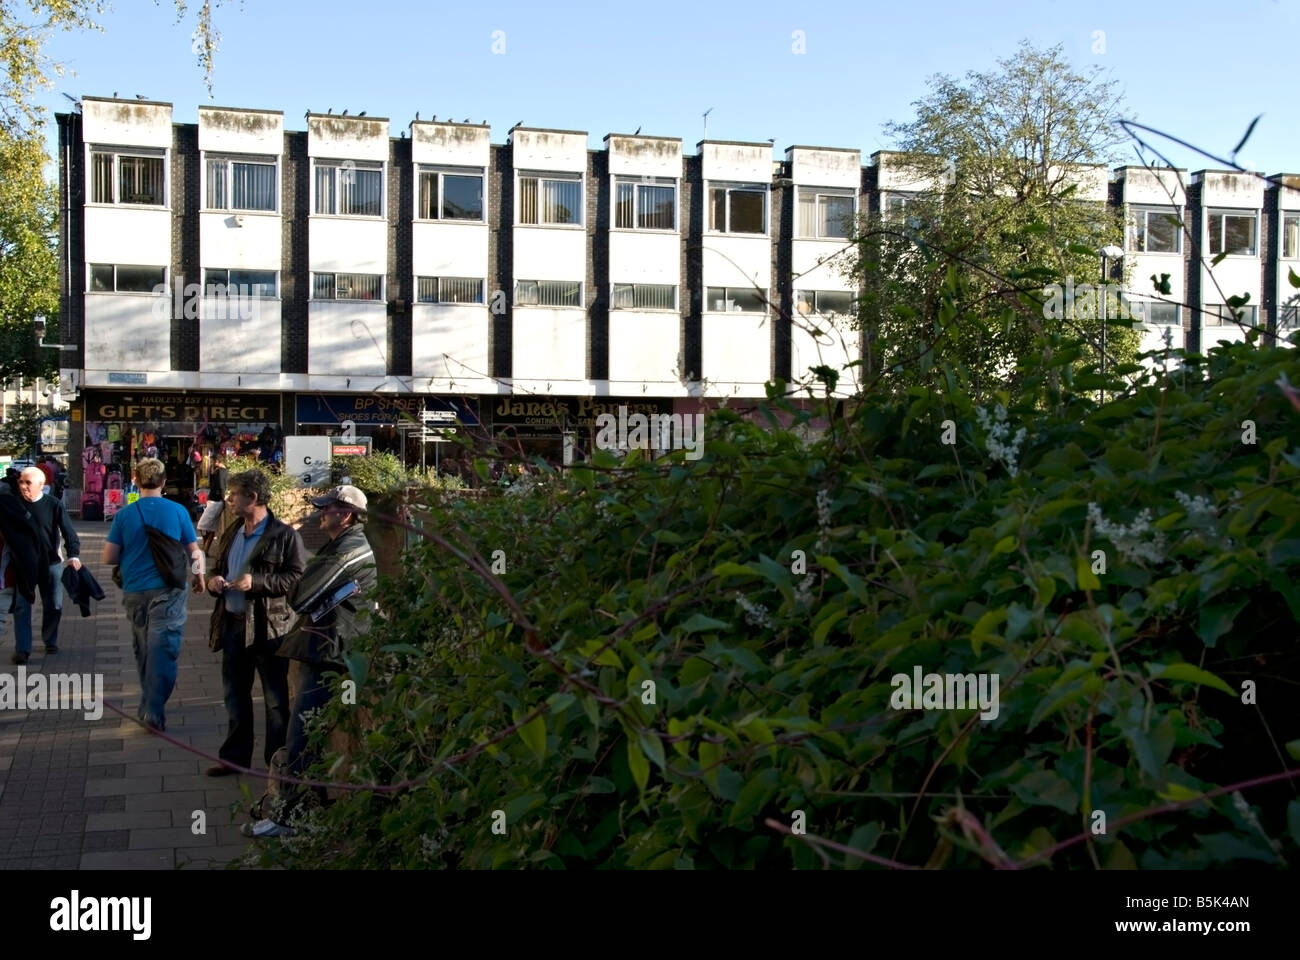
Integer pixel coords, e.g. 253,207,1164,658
32,0,1300,174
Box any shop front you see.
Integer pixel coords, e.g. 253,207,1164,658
489,396,677,468
80,390,281,520
293,394,481,475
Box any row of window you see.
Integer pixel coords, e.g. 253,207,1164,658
85,148,853,238
89,149,1300,257
83,263,860,314
1130,207,1300,259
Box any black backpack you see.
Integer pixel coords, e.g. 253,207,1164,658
126,501,191,589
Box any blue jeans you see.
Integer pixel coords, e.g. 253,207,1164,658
14,562,64,654
122,588,188,728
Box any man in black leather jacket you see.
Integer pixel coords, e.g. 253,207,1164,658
205,470,307,777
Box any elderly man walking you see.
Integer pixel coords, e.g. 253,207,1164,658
205,469,306,777
101,458,205,731
10,467,81,665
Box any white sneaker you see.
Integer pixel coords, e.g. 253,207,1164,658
243,818,294,838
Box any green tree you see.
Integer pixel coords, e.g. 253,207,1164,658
1,1,222,135
0,399,41,454
856,40,1136,402
0,123,59,381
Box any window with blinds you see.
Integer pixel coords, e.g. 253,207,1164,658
90,151,165,205
313,273,382,300
314,161,383,216
518,174,582,225
614,178,676,230
611,283,676,310
416,277,485,304
515,280,582,307
797,190,854,239
206,157,277,212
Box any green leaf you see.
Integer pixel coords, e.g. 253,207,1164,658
680,613,731,633
1157,782,1205,804
970,607,1006,656
1285,739,1300,762
638,728,667,771
728,768,779,825
993,535,1017,554
1148,662,1236,697
1076,555,1101,591
627,736,650,792
516,713,547,761
1010,769,1078,814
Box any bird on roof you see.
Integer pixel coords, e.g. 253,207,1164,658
305,109,310,119
358,111,367,117
112,91,118,98
415,111,420,121
135,94,148,100
767,138,775,144
327,107,333,114
341,109,348,116
463,117,469,123
634,125,641,135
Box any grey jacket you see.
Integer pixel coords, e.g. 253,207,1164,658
276,523,377,666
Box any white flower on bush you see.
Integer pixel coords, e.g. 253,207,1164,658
975,404,1027,478
734,591,776,630
1174,490,1216,519
1087,502,1167,564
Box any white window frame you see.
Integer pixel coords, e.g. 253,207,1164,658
794,289,856,317
1279,304,1300,330
1130,205,1183,254
515,279,583,308
1206,208,1258,258
312,159,385,218
609,282,678,311
796,187,856,240
310,272,384,301
1203,303,1258,327
415,165,486,222
612,176,678,232
706,181,768,235
705,286,768,314
203,154,279,214
1281,212,1300,260
416,276,487,304
203,268,279,298
1130,300,1181,328
516,171,585,227
87,263,167,294
87,146,168,208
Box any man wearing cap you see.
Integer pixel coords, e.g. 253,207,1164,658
248,484,376,837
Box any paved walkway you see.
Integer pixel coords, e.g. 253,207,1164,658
0,520,273,869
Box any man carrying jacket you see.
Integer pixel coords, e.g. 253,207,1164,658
205,469,306,778
13,466,81,663
245,484,376,838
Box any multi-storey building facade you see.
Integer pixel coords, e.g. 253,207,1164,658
54,97,1299,495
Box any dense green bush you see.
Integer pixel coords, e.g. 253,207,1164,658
222,456,297,517
250,319,1300,869
330,452,408,495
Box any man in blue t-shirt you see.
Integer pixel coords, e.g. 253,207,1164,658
101,458,205,731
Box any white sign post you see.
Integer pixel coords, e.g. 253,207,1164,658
283,436,333,488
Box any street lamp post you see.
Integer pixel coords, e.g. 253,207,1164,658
1098,245,1125,404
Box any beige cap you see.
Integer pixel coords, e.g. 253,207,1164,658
310,484,368,513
